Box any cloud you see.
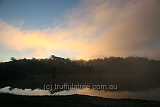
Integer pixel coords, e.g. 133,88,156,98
0,0,160,59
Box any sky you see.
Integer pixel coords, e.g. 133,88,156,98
0,0,160,61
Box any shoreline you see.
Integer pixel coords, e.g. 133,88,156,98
0,93,159,107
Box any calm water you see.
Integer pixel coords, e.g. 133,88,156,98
0,86,160,101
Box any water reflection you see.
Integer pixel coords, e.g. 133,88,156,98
0,86,160,101
0,86,50,95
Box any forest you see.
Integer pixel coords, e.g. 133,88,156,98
0,55,160,92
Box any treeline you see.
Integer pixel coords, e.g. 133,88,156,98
0,55,93,75
0,55,160,91
0,55,160,78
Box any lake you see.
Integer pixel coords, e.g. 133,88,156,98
0,86,160,101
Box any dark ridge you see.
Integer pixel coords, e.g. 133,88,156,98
0,93,160,107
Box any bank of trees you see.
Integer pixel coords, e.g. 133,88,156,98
0,55,160,91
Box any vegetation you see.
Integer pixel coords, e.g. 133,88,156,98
0,55,160,92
